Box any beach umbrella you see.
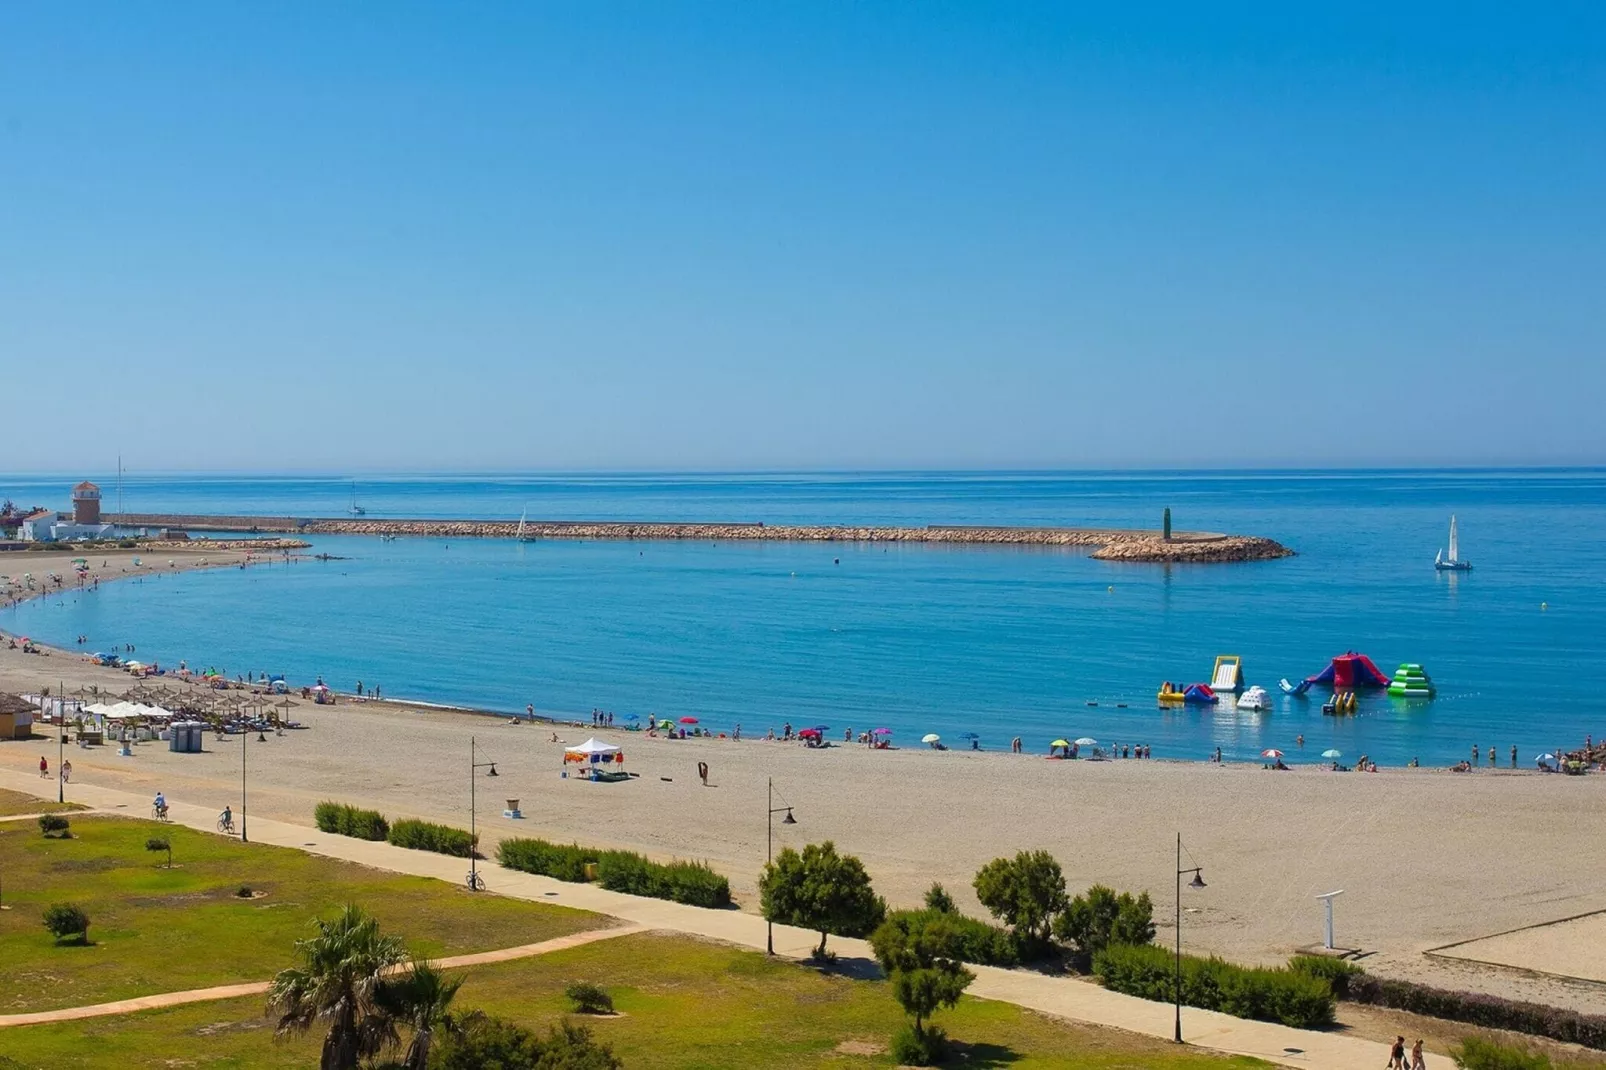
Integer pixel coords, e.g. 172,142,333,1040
1050,739,1070,748
811,725,830,732
798,728,821,738
625,713,639,721
1321,749,1342,759
1261,749,1284,758
1538,753,1556,761
921,733,941,744
872,727,893,735
1074,737,1098,747
678,716,699,724
658,719,674,730
959,732,979,740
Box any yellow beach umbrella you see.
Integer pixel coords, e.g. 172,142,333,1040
1050,739,1070,748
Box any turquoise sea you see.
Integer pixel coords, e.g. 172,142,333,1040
3,470,1603,766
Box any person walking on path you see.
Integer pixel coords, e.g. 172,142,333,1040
1387,1035,1406,1069
1410,1038,1425,1070
39,755,48,778
60,759,72,784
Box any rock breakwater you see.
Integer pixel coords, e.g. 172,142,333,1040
112,514,1292,563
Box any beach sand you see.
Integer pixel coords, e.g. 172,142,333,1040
3,549,1604,1015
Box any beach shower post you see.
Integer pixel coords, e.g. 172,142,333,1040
469,738,498,891
1315,890,1344,949
765,777,796,955
1174,833,1206,1043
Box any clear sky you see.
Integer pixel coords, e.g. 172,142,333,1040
3,3,1602,472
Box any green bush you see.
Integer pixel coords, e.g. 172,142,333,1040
495,838,732,908
595,849,731,908
1288,954,1363,998
42,902,90,943
1346,974,1606,1050
890,1024,948,1066
884,908,1021,967
314,801,390,841
924,882,957,914
565,981,614,1014
497,838,593,882
1451,1036,1553,1070
38,813,70,837
385,818,476,858
1094,943,1335,1029
1055,884,1156,964
431,1016,621,1070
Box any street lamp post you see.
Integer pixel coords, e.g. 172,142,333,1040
1174,833,1206,1043
241,704,250,842
469,737,498,890
765,776,796,955
57,680,65,804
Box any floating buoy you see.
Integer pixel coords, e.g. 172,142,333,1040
1541,602,1548,610
1107,586,1114,592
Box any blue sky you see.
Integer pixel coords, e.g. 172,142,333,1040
2,3,1602,471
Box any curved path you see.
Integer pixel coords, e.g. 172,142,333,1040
0,771,1444,1068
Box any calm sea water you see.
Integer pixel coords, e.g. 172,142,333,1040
4,471,1603,766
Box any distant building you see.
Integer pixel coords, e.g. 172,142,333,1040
15,481,161,543
72,481,102,524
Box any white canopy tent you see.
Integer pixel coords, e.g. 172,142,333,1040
565,737,621,757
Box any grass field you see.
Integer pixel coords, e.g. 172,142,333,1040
0,931,1270,1069
0,787,87,818
0,815,603,1014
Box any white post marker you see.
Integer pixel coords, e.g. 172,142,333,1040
1315,890,1344,949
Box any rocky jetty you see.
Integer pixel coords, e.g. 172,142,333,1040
112,514,1291,564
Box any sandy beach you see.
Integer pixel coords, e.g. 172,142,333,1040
4,554,1606,1018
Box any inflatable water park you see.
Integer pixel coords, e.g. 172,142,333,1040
1154,652,1436,713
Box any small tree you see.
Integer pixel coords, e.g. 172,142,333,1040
146,836,173,868
973,850,1066,954
1055,884,1155,964
43,903,90,944
38,814,70,838
759,841,886,959
923,882,956,914
870,912,975,1065
564,981,614,1015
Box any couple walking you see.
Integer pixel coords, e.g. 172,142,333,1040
1388,1036,1424,1069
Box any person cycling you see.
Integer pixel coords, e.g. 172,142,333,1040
218,805,234,833
153,792,169,819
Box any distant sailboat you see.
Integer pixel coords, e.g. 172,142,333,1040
349,481,367,517
1435,514,1471,571
516,507,527,541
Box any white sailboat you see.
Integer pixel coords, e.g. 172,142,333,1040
516,507,527,541
349,481,366,517
1434,514,1471,571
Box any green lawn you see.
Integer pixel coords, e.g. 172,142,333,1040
1,932,1270,1069
0,815,602,1014
0,787,86,818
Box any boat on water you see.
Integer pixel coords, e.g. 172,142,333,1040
1435,514,1471,571
1236,685,1271,711
349,481,366,517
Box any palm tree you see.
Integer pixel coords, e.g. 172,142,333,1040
376,959,468,1070
267,905,407,1070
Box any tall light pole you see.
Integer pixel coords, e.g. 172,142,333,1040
765,777,796,955
240,704,249,842
1174,833,1206,1043
57,680,65,804
469,737,498,890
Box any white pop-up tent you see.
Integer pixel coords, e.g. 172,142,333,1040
565,737,621,757
563,737,624,779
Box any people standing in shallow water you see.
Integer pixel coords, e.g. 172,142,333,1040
1472,744,1479,765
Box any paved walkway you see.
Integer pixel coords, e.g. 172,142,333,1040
0,770,1450,1068
0,925,644,1028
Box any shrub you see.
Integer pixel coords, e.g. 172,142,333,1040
924,882,956,914
890,1023,948,1066
1288,954,1363,998
870,911,974,1050
1055,884,1156,964
973,850,1067,955
565,981,614,1014
1094,943,1335,1029
497,837,594,881
884,908,1021,967
43,902,90,943
1451,1036,1553,1070
236,884,254,898
145,836,172,868
595,850,731,908
1346,974,1606,1050
38,814,70,837
759,841,886,959
431,1016,621,1070
386,818,476,858
314,801,390,841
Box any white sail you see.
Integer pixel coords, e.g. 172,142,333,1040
1448,515,1458,563
516,508,527,540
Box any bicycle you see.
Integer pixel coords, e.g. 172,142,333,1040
465,869,486,892
217,814,236,835
152,804,170,822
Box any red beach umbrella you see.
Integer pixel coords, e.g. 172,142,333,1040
678,716,699,724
